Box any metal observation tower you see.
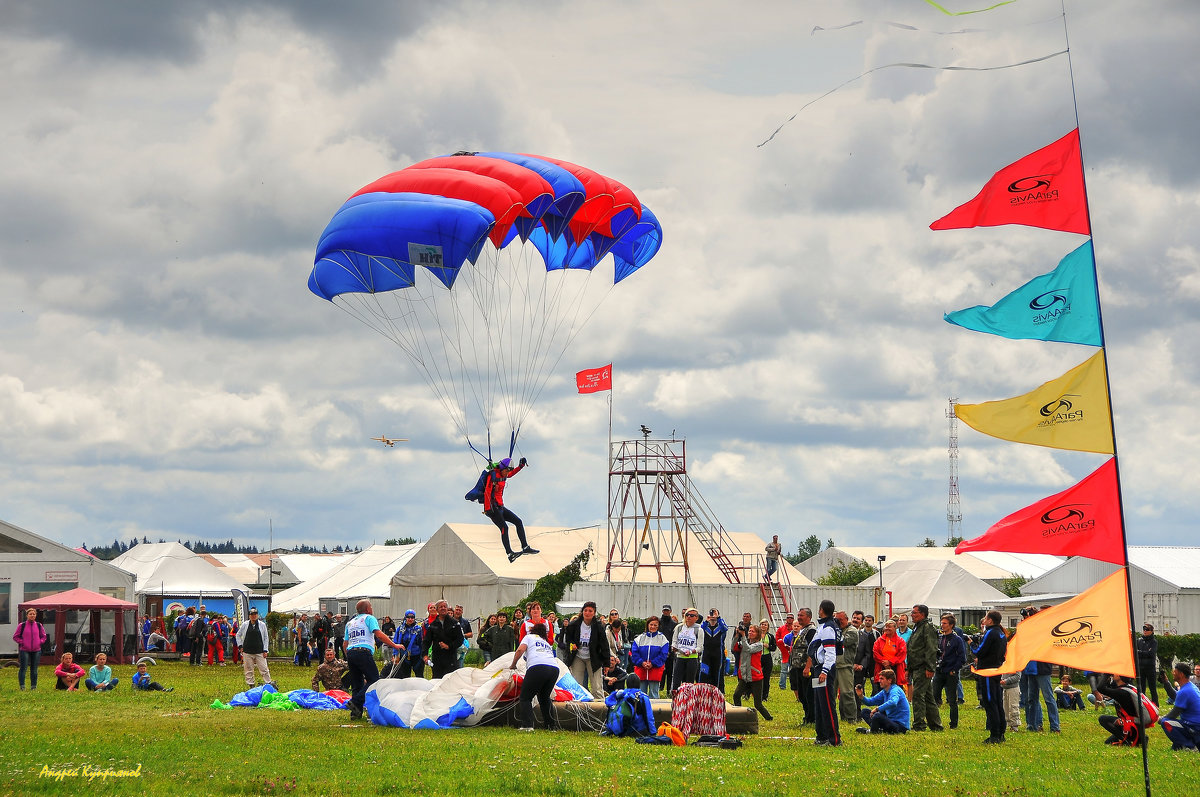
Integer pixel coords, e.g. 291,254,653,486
603,433,793,628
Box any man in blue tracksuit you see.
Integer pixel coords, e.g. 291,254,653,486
856,668,910,734
811,600,842,747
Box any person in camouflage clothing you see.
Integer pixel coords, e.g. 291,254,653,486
311,647,349,692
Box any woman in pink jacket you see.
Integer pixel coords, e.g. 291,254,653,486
13,608,48,690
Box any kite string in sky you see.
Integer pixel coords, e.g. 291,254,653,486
924,0,1018,14
756,49,1067,148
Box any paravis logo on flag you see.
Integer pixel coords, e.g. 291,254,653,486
944,241,1101,346
954,350,1113,454
576,364,612,394
930,129,1089,235
955,458,1125,565
975,569,1135,677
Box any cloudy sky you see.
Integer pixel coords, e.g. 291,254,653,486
2,0,1197,559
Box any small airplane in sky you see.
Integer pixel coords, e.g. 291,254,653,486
371,436,409,447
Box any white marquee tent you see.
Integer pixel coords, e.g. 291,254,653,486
388,523,842,623
858,559,1008,619
270,543,424,618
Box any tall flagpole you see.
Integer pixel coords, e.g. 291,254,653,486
1062,4,1150,794
606,368,613,579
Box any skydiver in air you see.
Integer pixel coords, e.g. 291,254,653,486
484,457,538,562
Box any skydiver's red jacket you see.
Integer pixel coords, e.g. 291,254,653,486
483,463,525,511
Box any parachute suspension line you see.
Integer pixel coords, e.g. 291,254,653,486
328,290,469,439
529,281,616,417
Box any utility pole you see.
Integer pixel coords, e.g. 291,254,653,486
947,398,962,543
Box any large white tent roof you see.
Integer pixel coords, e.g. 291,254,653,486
111,542,254,595
859,559,1008,613
820,546,1062,582
271,543,423,614
391,523,813,587
275,553,354,583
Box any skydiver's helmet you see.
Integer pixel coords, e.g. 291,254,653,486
498,457,512,469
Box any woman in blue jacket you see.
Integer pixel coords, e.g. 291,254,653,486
631,617,669,698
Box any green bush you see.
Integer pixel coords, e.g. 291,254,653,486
1156,633,1200,671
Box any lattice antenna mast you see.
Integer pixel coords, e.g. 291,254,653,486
947,397,962,542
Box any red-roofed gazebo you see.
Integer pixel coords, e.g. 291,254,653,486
19,587,137,664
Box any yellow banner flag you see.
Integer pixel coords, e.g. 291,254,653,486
955,350,1113,454
975,568,1135,677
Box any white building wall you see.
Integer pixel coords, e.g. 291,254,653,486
1021,558,1200,635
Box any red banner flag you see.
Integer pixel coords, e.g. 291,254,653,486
956,458,1125,565
930,129,1089,235
576,364,612,393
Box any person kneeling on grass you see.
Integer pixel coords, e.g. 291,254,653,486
1159,662,1200,751
55,652,86,691
132,661,174,692
85,652,119,691
1096,673,1151,746
855,668,910,734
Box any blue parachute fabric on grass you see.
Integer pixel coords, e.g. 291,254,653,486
555,669,593,702
229,683,277,707
287,689,349,711
413,718,443,730
365,688,409,728
435,697,476,727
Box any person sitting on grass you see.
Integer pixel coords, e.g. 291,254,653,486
855,668,910,734
602,654,637,695
132,661,174,692
85,652,119,691
1158,662,1200,751
312,647,350,692
1055,674,1086,710
55,652,86,691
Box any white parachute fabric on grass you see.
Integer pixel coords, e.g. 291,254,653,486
363,652,593,729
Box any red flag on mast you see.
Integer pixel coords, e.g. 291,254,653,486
576,364,612,393
956,458,1125,565
931,129,1089,235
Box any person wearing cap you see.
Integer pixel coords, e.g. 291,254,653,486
235,607,273,688
1159,662,1200,751
670,608,703,694
1136,623,1159,705
392,609,425,679
699,608,728,691
657,605,677,694
483,456,539,563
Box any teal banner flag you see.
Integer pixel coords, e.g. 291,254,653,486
944,241,1101,346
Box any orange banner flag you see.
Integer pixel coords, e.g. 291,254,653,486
975,568,1134,677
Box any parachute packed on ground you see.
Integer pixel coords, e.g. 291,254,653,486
309,152,662,459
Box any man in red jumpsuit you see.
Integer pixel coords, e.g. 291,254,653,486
484,457,539,562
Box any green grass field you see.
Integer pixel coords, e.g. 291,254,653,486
2,660,1197,796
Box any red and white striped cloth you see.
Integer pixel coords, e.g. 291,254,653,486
670,682,727,737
